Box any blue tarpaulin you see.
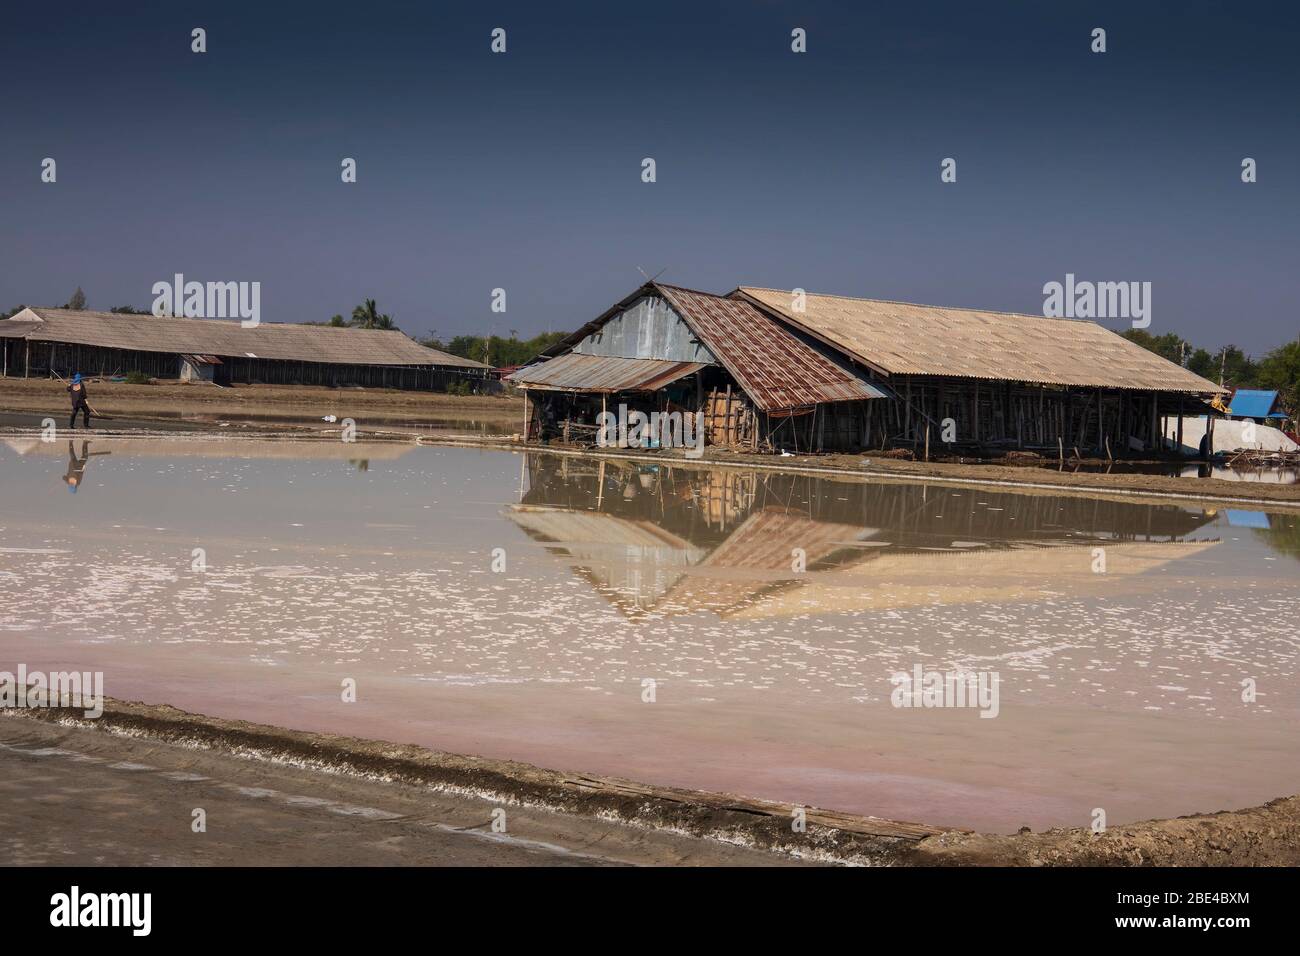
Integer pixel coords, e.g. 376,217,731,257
1225,509,1271,529
1229,389,1285,420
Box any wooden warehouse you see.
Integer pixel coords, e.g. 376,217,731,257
733,287,1226,457
512,283,1225,457
0,308,488,389
509,282,891,453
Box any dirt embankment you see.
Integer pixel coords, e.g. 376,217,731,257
13,700,1300,866
903,798,1300,866
4,377,1297,506
0,377,524,429
682,445,1300,506
420,437,1300,508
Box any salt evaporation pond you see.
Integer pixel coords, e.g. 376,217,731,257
2,436,1297,832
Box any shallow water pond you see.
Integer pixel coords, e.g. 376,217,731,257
2,437,1297,832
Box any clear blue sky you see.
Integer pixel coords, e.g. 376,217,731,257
1,1,1295,353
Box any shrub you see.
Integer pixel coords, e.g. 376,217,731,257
124,370,151,385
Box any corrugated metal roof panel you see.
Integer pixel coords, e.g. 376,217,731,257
509,353,708,392
0,309,485,368
0,320,40,339
737,287,1225,394
654,284,888,412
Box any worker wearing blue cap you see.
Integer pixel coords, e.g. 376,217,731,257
67,373,91,429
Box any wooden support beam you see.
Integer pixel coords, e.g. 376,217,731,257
1176,397,1184,455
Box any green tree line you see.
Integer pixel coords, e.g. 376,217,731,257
419,332,568,367
1121,329,1300,413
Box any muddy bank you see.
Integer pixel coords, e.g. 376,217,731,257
5,418,1298,510
905,797,1300,866
0,713,797,866
10,700,935,865
437,437,1300,509
4,377,1297,506
0,377,521,430
11,700,1299,866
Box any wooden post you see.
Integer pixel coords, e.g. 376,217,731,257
1149,392,1159,452
723,385,733,446
521,388,530,442
905,380,912,439
25,340,30,378
924,423,930,461
1093,390,1102,453
1176,398,1184,456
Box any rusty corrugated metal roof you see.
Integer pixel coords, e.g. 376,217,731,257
654,284,887,412
509,352,708,393
736,287,1225,394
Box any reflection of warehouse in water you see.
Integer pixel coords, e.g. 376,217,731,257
508,455,1221,618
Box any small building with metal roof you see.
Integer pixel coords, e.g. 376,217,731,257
509,282,890,452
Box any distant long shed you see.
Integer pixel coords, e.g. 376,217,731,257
0,308,487,389
510,282,1226,456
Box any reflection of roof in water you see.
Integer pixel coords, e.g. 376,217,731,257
727,539,1222,619
511,453,1223,618
508,505,706,616
652,507,873,616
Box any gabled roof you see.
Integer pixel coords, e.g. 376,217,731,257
518,283,885,412
734,287,1225,394
654,284,886,411
0,308,485,369
1227,389,1285,419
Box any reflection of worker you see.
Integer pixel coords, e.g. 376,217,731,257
63,440,90,493
67,373,91,429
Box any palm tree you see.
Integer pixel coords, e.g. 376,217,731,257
350,298,397,330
